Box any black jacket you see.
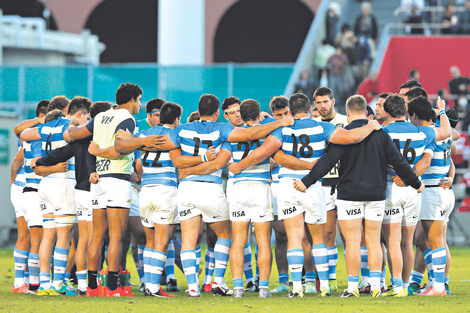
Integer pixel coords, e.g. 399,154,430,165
301,119,421,201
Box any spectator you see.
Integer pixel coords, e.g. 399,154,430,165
326,2,341,45
432,89,452,109
294,71,316,103
441,5,459,34
458,0,470,34
357,72,380,103
326,47,349,100
354,35,372,83
315,39,335,82
405,5,425,34
353,2,378,42
449,66,470,97
408,68,420,81
335,23,357,66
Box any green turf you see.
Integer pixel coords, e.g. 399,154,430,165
1,246,469,312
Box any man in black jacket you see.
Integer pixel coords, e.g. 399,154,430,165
293,95,424,298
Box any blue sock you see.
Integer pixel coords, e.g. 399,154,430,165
214,238,231,285
423,248,434,284
13,248,29,287
181,249,198,291
233,278,244,289
143,248,153,286
411,270,424,285
137,245,145,280
259,280,269,289
312,243,329,290
255,244,260,281
28,253,40,286
150,250,166,292
279,273,289,285
347,275,359,292
287,248,303,292
63,272,71,283
195,245,201,281
52,247,69,289
432,247,447,291
305,271,316,283
203,247,215,285
165,241,176,280
327,246,338,280
243,243,254,283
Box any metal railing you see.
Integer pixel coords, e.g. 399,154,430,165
393,5,466,25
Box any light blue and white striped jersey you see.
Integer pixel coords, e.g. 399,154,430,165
39,117,75,179
23,139,43,188
384,121,436,178
422,121,452,185
270,118,336,179
169,120,233,184
228,124,270,185
13,140,26,188
137,125,177,187
271,165,280,184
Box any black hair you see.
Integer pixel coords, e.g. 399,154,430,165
409,69,418,78
47,96,70,112
68,96,92,116
45,109,65,123
446,108,459,128
160,102,182,125
146,98,165,113
222,96,241,111
346,95,367,113
384,94,407,118
187,111,200,123
198,94,220,117
240,99,260,122
270,96,289,112
90,101,113,119
115,83,143,105
407,96,434,122
36,100,49,117
366,105,375,118
313,87,334,101
288,93,310,115
379,92,391,99
399,79,422,90
341,23,350,32
405,87,428,101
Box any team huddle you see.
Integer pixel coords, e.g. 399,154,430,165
10,80,457,298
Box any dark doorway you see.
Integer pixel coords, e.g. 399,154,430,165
0,0,57,29
85,0,158,63
214,0,314,63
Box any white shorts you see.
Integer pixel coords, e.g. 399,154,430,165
177,181,229,223
76,190,92,222
277,178,326,225
21,189,43,227
11,184,26,219
420,187,455,223
140,185,179,228
38,178,76,215
90,177,131,209
229,182,273,223
226,178,234,205
129,185,140,217
322,185,338,212
383,182,421,226
271,182,279,216
336,199,385,221
445,189,455,224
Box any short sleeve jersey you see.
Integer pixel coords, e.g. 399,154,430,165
23,139,43,188
136,125,177,187
270,118,336,179
169,120,233,184
422,122,453,185
13,140,26,187
39,117,75,179
384,121,436,179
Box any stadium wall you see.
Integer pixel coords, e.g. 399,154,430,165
378,36,470,95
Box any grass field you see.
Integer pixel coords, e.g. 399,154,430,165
1,246,469,312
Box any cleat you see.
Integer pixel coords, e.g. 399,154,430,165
259,288,272,298
319,288,332,297
288,289,304,298
145,287,175,298
359,284,371,294
37,287,61,296
26,290,38,295
371,288,382,297
233,288,244,298
341,289,359,297
64,280,77,293
85,287,98,297
139,281,145,293
329,280,338,292
385,289,407,297
202,283,213,292
305,282,316,293
53,285,76,296
244,281,256,292
417,286,446,296
408,282,421,295
254,279,260,292
381,286,388,293
188,289,202,297
445,283,451,295
12,283,29,294
212,282,233,296
76,289,87,296
166,278,180,292
270,283,289,293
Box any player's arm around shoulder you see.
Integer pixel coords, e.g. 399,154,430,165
272,149,316,171
227,116,294,142
178,148,231,179
329,120,381,145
